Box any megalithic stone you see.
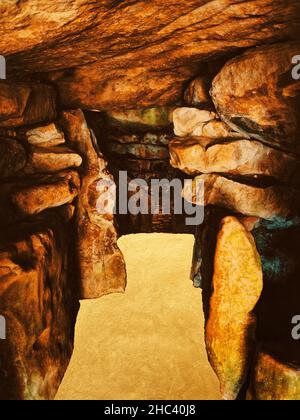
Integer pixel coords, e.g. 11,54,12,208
0,211,79,400
60,109,127,299
210,42,300,153
205,216,263,400
248,351,300,400
183,174,300,220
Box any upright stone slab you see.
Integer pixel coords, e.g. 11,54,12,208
60,109,127,299
205,216,263,400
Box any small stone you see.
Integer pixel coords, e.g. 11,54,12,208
206,216,263,400
10,170,81,216
173,108,215,137
106,107,174,132
0,138,27,177
25,146,82,174
26,123,65,147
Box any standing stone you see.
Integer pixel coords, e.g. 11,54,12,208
248,351,300,400
60,109,127,299
205,216,263,400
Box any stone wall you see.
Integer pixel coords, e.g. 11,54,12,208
0,0,300,400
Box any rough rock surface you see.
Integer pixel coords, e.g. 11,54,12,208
173,108,215,137
5,0,298,74
0,212,79,400
184,174,300,219
0,138,27,178
10,170,81,217
249,351,300,400
26,124,65,147
0,0,300,402
201,121,240,138
0,82,56,128
211,42,300,153
107,143,169,161
25,147,83,174
252,218,300,371
184,77,212,108
60,110,127,299
106,108,173,132
206,217,263,400
2,1,296,109
169,137,300,181
108,132,171,147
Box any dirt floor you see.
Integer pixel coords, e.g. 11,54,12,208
56,233,220,400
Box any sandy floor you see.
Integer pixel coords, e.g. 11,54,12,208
56,233,220,400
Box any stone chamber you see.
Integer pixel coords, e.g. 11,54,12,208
0,0,300,400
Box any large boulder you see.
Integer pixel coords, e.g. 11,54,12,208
0,138,27,178
249,351,300,400
211,42,300,153
0,211,79,400
169,137,300,181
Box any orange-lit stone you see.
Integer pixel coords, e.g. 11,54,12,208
206,217,263,400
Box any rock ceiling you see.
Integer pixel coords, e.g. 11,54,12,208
0,0,300,401
1,0,300,110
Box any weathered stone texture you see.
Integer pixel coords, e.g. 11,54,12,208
60,110,127,299
0,212,79,400
211,42,300,153
206,217,263,400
